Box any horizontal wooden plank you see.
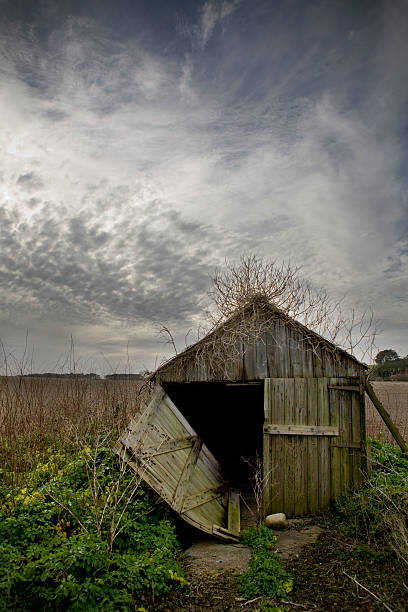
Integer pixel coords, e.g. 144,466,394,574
138,436,196,457
182,485,226,512
264,424,339,436
330,443,362,449
212,524,240,543
328,385,361,392
225,382,263,386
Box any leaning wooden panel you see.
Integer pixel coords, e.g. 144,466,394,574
115,384,230,538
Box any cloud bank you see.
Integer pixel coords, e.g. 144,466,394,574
0,0,407,371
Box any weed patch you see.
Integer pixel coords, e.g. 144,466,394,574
238,527,293,600
0,443,186,610
334,439,408,565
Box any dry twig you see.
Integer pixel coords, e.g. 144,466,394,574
343,571,394,612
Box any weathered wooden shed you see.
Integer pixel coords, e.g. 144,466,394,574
116,297,367,540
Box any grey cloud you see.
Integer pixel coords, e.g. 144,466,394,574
16,171,43,191
0,0,407,369
0,192,254,331
42,109,68,122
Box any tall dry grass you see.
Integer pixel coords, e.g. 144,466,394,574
0,375,149,484
366,382,408,443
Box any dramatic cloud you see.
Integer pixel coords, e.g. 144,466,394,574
0,0,407,371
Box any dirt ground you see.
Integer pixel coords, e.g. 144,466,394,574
183,539,251,575
155,519,407,612
156,522,325,611
183,521,324,575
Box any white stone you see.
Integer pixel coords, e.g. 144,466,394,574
265,513,287,529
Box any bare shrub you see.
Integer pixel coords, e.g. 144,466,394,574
207,255,377,361
242,453,274,531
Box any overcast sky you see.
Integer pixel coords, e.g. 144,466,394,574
0,0,407,373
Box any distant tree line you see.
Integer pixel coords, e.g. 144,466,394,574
21,373,144,380
105,374,143,380
22,373,101,379
373,350,408,381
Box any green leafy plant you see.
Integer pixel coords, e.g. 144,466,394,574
0,444,187,610
238,527,293,600
334,440,408,566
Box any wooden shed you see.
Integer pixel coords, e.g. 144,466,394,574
116,297,367,540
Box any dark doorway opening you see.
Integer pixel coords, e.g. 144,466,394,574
163,382,264,490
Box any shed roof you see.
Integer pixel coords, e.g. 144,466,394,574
154,296,366,380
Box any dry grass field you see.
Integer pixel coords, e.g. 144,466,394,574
0,376,147,483
0,376,407,484
366,381,408,443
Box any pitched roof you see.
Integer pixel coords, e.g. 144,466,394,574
153,295,366,379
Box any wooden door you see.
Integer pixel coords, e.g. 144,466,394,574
115,384,240,540
263,377,365,516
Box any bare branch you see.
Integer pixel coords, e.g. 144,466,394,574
157,324,178,355
343,572,394,612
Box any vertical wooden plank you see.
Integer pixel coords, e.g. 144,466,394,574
360,371,368,476
301,334,314,378
328,379,341,501
270,378,286,514
256,338,268,379
312,348,324,378
346,359,359,378
322,351,334,378
228,488,240,535
317,377,331,509
339,383,352,496
263,379,272,515
284,378,295,516
279,322,289,378
306,378,319,514
294,378,308,515
265,325,278,378
290,333,302,378
332,378,353,497
243,342,257,380
351,386,362,490
286,326,294,378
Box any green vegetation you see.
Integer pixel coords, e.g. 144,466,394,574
334,439,408,565
0,443,186,611
286,439,408,611
373,355,408,380
375,349,400,364
238,527,293,600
